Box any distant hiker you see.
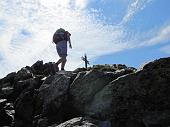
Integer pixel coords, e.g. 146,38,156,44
53,28,72,71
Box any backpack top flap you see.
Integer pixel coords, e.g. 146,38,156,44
53,29,66,44
53,28,71,44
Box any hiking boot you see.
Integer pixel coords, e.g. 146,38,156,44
57,70,66,74
61,68,65,71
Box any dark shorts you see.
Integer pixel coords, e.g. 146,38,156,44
56,40,67,57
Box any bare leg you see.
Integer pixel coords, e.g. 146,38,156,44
56,58,62,65
61,56,67,70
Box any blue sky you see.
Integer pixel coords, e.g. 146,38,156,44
92,0,170,68
0,0,170,78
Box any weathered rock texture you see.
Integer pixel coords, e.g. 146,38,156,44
109,57,170,127
0,57,170,127
49,117,108,127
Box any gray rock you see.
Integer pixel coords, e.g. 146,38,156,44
14,67,33,82
0,72,16,98
36,73,71,123
73,68,87,73
36,117,48,127
12,77,41,101
69,67,136,121
108,57,170,126
0,72,16,85
142,111,170,127
31,60,44,75
1,86,13,98
49,117,100,127
14,90,35,127
0,99,13,126
92,64,136,72
2,57,170,127
69,70,115,118
43,62,59,76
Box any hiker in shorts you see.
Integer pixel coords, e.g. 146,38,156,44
53,28,72,71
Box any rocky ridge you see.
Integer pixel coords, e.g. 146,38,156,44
0,57,170,127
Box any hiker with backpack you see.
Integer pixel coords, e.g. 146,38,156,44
53,28,72,71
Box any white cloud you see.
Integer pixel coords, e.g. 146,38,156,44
122,23,170,49
0,0,169,78
120,0,153,25
145,25,170,45
0,0,126,78
40,0,71,8
135,24,170,47
75,0,89,9
39,0,90,10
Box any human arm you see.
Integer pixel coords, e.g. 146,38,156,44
66,32,72,49
68,37,72,49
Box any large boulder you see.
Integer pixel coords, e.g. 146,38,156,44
69,68,135,120
14,90,35,127
69,70,114,116
12,77,41,100
108,57,170,127
14,67,33,82
0,72,16,86
0,85,14,99
0,72,16,99
43,62,59,76
35,72,73,125
31,60,44,75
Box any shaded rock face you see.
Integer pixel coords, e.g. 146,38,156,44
109,57,170,127
0,99,13,126
12,78,41,102
0,57,170,127
69,66,136,120
35,74,72,124
14,90,35,127
0,60,59,126
31,61,59,76
0,72,16,99
14,67,33,82
69,70,115,118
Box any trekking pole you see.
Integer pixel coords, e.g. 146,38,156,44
81,54,90,69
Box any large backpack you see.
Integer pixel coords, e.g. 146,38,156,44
53,28,69,44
